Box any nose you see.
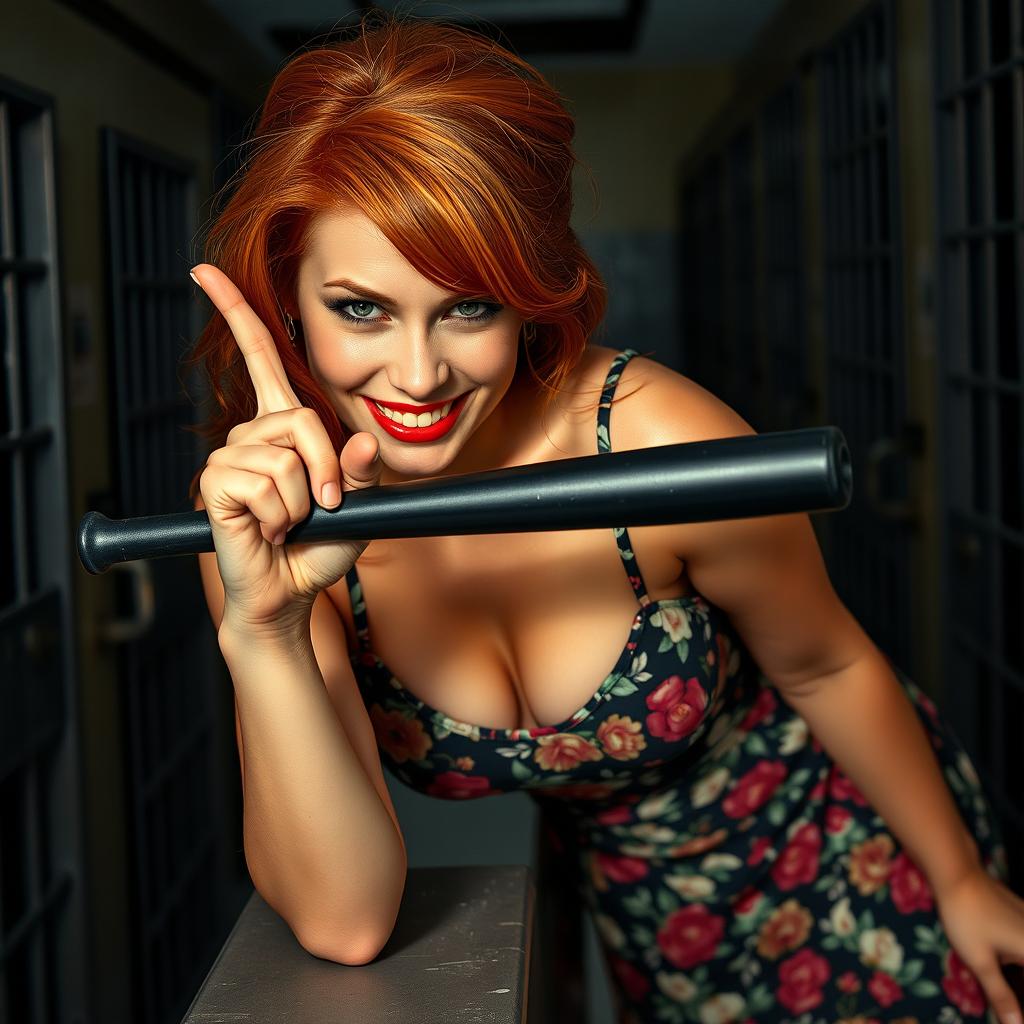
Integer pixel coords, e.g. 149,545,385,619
386,325,450,400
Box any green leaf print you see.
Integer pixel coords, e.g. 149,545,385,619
944,765,966,797
596,422,611,449
350,581,365,615
657,634,674,654
655,888,678,915
674,639,689,662
744,733,769,757
913,923,947,955
651,999,687,1024
631,925,655,948
510,759,533,781
910,979,941,998
622,890,656,920
857,909,877,932
896,958,925,985
766,800,787,826
744,984,776,1016
610,677,640,697
821,934,841,950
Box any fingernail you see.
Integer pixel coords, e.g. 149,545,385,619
273,531,286,546
321,482,340,507
189,270,200,287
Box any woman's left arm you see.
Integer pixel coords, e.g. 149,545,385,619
612,355,1024,1021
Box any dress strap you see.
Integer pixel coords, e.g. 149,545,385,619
597,348,651,608
344,565,373,652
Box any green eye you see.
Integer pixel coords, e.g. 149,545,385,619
348,301,379,318
454,301,485,317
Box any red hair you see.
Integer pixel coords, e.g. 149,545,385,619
184,15,606,499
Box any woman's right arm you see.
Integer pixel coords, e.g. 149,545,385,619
196,492,407,965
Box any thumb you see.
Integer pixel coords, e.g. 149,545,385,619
339,431,383,493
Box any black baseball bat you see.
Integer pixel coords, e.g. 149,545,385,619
77,427,851,575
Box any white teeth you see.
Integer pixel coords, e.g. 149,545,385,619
374,399,455,428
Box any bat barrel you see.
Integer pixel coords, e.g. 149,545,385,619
77,427,851,574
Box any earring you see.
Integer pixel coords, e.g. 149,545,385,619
284,312,297,345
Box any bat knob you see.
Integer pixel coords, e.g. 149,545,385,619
78,511,114,575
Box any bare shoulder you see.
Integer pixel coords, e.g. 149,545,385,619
552,344,757,476
584,346,757,451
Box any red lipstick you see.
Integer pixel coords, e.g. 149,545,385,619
362,392,470,443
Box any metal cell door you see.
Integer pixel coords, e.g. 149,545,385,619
101,129,244,1024
933,0,1024,882
819,0,917,674
0,76,89,1024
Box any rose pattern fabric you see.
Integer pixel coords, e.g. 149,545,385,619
343,349,1008,1023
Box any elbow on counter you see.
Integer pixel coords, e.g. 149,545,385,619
289,870,407,966
296,921,396,966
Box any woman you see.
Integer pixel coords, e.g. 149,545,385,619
186,16,1024,1024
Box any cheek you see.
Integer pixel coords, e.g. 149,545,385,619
463,327,519,383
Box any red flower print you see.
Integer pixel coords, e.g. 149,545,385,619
828,767,869,806
942,947,986,1017
596,804,632,826
656,904,725,969
809,778,827,801
825,804,852,835
425,771,498,799
597,853,650,884
889,852,934,913
771,823,822,891
848,834,895,895
747,835,774,866
868,970,903,1007
370,705,434,763
738,686,777,730
776,948,830,1014
733,885,763,915
837,971,861,993
608,952,649,1001
597,714,648,760
723,760,787,818
646,675,708,742
542,782,616,801
534,733,603,772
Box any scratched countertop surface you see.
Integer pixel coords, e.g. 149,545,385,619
181,865,534,1023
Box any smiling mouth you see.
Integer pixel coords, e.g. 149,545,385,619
361,391,471,442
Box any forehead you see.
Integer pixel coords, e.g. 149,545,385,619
303,208,399,263
300,208,457,298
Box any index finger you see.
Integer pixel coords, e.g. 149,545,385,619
191,263,302,415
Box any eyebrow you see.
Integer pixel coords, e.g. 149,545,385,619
322,277,471,310
322,278,399,305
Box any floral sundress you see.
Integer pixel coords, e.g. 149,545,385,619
344,348,1008,1024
